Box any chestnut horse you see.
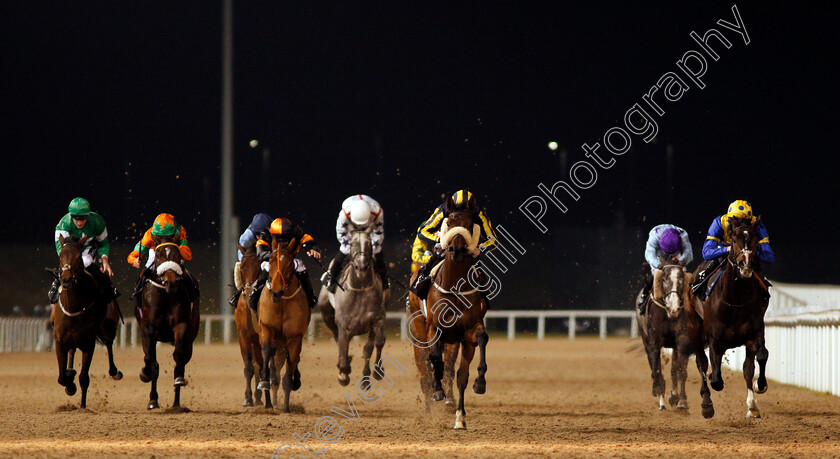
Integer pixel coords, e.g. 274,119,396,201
407,196,488,430
51,235,123,409
695,217,770,418
635,261,706,412
136,237,200,410
256,237,310,412
233,244,276,406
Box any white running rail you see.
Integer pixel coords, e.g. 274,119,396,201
0,309,639,352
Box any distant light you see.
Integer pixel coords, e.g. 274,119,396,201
249,139,259,148
548,141,558,151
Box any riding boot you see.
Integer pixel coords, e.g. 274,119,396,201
374,251,389,290
228,289,242,307
326,252,346,293
411,251,442,300
48,277,60,304
637,272,654,314
248,270,268,312
297,270,318,308
690,258,721,298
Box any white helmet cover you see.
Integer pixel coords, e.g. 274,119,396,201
348,199,372,225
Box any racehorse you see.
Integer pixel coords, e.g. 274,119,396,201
695,217,770,418
233,244,276,407
635,261,704,411
256,236,311,412
51,235,123,409
407,195,489,430
136,237,200,410
317,230,386,388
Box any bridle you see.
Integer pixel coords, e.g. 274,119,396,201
346,231,374,291
650,264,684,312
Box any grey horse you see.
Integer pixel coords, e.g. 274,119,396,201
317,230,387,387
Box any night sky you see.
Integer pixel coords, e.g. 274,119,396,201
3,2,839,297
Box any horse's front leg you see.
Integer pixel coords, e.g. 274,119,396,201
442,343,458,407
360,329,375,392
429,338,446,402
140,323,160,410
78,344,94,409
282,335,304,414
473,325,488,395
645,344,666,410
695,347,714,419
172,322,193,408
371,318,386,381
336,329,352,386
708,339,725,392
103,301,123,380
744,339,761,418
55,342,75,396
454,340,476,430
754,335,769,394
258,326,277,409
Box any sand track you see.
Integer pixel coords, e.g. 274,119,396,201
1,338,839,458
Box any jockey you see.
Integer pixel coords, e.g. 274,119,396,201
690,200,775,300
325,194,387,293
409,190,496,300
50,197,119,304
228,212,272,306
248,218,322,310
126,213,199,306
636,224,693,314
410,226,435,274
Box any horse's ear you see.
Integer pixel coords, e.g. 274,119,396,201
652,269,664,300
237,243,245,255
287,237,296,250
754,215,762,226
444,194,455,214
467,193,477,214
271,237,279,250
59,235,65,246
152,235,162,247
78,235,88,246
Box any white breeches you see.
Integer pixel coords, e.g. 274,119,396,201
261,259,305,273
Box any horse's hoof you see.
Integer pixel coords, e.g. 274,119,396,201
338,373,350,386
139,369,152,383
147,400,160,410
747,409,761,419
472,381,486,395
257,380,271,391
676,400,689,410
65,369,77,380
292,379,301,391
453,410,466,430
445,400,455,407
701,403,715,419
658,405,666,411
432,391,445,402
359,378,371,392
668,394,680,407
753,380,768,394
65,383,77,396
710,379,724,392
173,377,188,387
372,368,383,381
243,398,254,407
111,371,123,381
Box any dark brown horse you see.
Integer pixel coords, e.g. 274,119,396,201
51,235,123,409
256,237,310,412
407,196,488,430
695,217,769,418
635,261,705,411
234,244,276,406
136,238,200,410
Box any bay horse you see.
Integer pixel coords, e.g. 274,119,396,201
407,195,488,430
51,235,123,409
256,236,310,412
635,261,705,411
136,237,200,410
233,244,276,406
317,230,386,388
695,217,769,418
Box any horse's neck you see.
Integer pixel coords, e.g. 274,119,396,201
438,255,472,290
720,262,757,302
348,262,373,287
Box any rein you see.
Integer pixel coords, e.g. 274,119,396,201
57,294,96,317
